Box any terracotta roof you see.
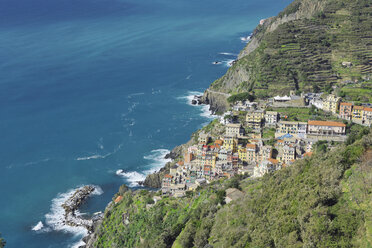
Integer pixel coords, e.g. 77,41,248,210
246,144,256,149
164,174,173,178
114,196,123,203
364,107,372,112
354,106,364,110
308,120,346,127
177,161,184,166
268,158,279,164
303,152,313,157
215,140,223,145
340,102,353,106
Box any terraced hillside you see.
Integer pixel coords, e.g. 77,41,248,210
210,0,372,98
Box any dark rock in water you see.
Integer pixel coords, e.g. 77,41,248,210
191,95,203,105
61,185,103,233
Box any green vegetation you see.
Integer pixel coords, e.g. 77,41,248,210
262,127,276,139
339,80,372,103
270,106,338,122
227,92,255,103
0,233,5,248
93,181,229,248
211,0,372,99
92,129,372,248
201,119,219,133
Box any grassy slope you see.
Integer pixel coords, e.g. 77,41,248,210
211,0,372,98
92,129,372,248
269,106,339,122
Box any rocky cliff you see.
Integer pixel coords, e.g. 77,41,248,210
200,89,231,114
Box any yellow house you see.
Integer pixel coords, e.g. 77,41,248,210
323,94,341,113
246,110,265,130
223,136,238,152
352,106,364,123
275,121,305,138
238,146,247,162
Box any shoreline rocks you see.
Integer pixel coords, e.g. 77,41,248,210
200,90,230,114
191,95,203,105
61,186,103,233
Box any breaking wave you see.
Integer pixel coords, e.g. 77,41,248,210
76,144,123,161
116,149,171,187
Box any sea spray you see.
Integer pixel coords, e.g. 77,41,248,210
177,91,218,120
116,149,171,187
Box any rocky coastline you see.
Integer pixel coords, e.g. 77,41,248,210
143,139,195,188
58,185,103,247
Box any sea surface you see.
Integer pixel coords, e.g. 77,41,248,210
0,0,292,247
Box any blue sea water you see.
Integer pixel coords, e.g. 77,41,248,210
0,0,292,247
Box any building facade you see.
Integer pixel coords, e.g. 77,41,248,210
307,120,346,136
339,102,353,120
323,94,341,113
264,111,279,126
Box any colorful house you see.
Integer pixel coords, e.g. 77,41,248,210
352,106,364,123
223,136,238,152
339,102,353,120
323,94,341,113
246,144,258,162
363,107,372,126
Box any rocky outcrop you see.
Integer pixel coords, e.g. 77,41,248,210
201,89,230,114
143,137,195,188
142,161,172,188
62,186,102,232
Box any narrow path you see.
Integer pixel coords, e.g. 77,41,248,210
205,89,231,97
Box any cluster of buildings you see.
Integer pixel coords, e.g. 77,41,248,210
161,92,371,198
307,94,372,126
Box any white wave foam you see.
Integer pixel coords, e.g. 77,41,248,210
240,34,252,43
45,188,88,237
219,52,237,56
25,158,50,166
32,221,44,231
116,170,146,187
127,92,145,98
223,59,235,67
176,90,203,106
143,149,171,172
92,186,104,196
116,149,171,187
70,240,86,248
177,91,218,120
76,154,105,161
76,144,123,161
200,104,218,120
